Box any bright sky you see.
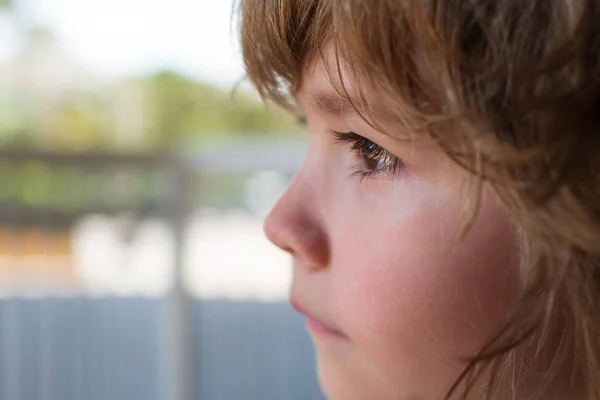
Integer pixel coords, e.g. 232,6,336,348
1,0,245,86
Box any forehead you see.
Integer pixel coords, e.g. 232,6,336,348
296,47,363,117
294,45,441,145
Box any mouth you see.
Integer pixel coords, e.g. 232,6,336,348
290,298,347,339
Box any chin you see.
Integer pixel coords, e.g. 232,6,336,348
316,354,348,400
315,355,378,400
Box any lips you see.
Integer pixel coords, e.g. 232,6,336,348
290,298,346,338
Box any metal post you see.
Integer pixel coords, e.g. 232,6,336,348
164,157,195,400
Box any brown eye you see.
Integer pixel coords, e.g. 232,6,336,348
331,131,405,180
358,139,397,172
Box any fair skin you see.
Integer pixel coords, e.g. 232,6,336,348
263,49,551,399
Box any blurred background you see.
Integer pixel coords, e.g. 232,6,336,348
0,0,323,399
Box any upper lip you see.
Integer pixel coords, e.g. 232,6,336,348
290,297,345,336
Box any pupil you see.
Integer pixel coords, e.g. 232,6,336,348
364,155,381,170
362,141,381,170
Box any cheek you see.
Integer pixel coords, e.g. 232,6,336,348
329,181,519,389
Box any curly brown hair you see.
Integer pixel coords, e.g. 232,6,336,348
238,0,600,398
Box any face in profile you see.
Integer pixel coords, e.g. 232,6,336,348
263,48,520,399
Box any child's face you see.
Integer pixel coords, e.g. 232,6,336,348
264,49,520,399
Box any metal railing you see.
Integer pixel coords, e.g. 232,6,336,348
0,143,324,400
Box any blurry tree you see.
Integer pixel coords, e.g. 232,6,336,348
0,64,301,214
0,0,305,224
45,99,112,151
0,26,104,150
143,70,297,150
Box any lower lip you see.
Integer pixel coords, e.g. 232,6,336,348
307,317,345,338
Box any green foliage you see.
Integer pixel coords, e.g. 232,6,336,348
0,161,168,216
0,26,303,220
45,100,112,151
0,69,298,152
143,70,297,150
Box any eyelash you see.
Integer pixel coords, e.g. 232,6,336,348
331,131,405,182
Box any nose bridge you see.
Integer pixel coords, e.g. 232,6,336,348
263,160,330,268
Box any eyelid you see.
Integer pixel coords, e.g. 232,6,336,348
330,129,407,182
331,130,363,145
331,130,378,152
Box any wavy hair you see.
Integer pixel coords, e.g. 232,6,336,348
239,0,600,398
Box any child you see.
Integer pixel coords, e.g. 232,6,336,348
239,0,600,399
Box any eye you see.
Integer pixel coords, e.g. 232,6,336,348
331,131,405,181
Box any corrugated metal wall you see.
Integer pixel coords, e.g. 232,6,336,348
0,297,324,400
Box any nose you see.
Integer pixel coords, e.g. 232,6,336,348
263,169,330,269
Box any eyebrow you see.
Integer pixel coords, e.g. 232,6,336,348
310,90,359,116
307,88,401,140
